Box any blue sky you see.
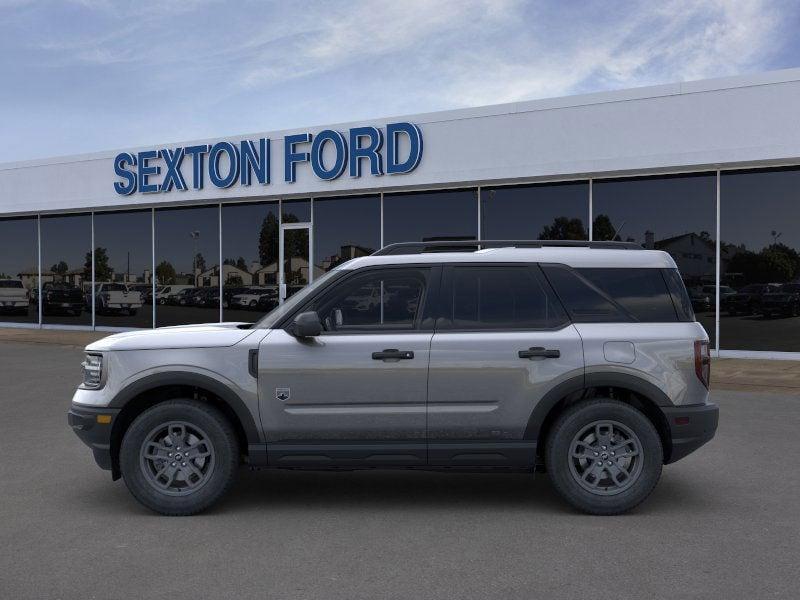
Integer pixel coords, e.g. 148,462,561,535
1,0,799,163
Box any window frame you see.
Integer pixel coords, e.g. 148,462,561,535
435,262,571,333
277,263,442,335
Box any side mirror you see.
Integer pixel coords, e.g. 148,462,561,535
291,311,322,338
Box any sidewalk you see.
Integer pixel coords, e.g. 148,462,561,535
1,327,799,394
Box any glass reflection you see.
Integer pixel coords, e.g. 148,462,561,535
0,217,39,323
93,210,153,328
383,189,478,245
720,168,800,351
481,182,589,240
592,173,717,343
313,195,380,271
155,205,219,326
221,202,279,322
40,214,92,325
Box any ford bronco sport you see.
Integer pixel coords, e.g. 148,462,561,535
68,241,718,516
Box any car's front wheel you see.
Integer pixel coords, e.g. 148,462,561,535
120,400,239,515
545,399,663,515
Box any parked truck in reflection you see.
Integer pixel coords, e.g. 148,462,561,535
0,279,30,315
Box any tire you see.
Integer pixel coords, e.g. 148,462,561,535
129,308,137,316
249,299,257,308
545,399,663,515
120,400,239,516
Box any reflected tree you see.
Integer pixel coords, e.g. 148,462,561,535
156,261,176,285
258,213,279,267
538,216,587,240
592,214,621,241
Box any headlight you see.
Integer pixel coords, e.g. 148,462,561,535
81,353,103,389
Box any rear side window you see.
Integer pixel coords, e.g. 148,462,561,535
542,266,685,323
577,268,679,322
444,266,567,330
541,265,628,322
662,268,695,321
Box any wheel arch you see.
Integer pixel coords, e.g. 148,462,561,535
526,373,674,465
108,372,260,480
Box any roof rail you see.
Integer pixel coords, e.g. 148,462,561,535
372,239,644,255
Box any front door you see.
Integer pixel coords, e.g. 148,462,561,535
258,265,438,467
426,264,584,467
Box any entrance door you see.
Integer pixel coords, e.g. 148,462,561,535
279,223,311,303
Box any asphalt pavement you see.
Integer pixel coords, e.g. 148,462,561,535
0,341,798,600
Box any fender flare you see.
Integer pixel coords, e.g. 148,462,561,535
523,372,673,441
109,371,261,444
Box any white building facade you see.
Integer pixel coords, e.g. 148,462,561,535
2,69,800,358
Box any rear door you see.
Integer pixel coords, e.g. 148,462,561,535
427,264,584,467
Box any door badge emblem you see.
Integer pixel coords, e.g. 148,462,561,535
275,388,291,401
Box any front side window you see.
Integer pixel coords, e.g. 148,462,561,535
308,268,429,332
445,266,567,330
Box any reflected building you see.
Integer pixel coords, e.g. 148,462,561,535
3,70,800,355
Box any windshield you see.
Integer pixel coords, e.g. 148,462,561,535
254,269,344,329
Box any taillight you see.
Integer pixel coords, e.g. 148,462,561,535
694,340,710,388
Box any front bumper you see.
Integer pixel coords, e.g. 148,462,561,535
662,402,719,464
67,404,121,471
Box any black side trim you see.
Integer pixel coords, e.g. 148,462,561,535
584,372,673,406
523,375,586,440
428,441,537,468
248,349,258,378
522,372,674,442
662,403,719,464
108,372,262,444
268,441,426,467
68,405,121,471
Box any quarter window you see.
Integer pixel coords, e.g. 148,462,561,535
446,266,567,330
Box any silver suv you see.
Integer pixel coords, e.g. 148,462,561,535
68,241,718,516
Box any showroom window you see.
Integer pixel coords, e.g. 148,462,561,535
0,216,39,324
154,205,220,327
720,167,800,352
313,195,380,272
40,213,92,326
592,173,717,344
480,182,589,240
383,189,478,245
93,210,153,328
221,201,279,322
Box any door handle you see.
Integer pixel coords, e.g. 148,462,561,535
518,347,560,359
372,349,414,360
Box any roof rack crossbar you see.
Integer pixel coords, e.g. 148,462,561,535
372,240,644,255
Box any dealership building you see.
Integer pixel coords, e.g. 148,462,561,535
1,68,800,358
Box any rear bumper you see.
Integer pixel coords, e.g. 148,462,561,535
663,402,719,464
67,404,121,471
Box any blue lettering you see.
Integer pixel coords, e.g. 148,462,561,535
284,133,311,183
240,139,269,186
137,150,160,193
311,130,347,180
159,148,187,192
184,144,210,190
113,152,137,195
208,142,240,188
349,127,383,177
386,122,423,175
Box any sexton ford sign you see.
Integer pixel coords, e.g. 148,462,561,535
112,122,423,195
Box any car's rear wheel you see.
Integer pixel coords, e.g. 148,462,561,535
120,400,239,515
546,399,662,515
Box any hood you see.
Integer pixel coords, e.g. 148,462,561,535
87,322,256,352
